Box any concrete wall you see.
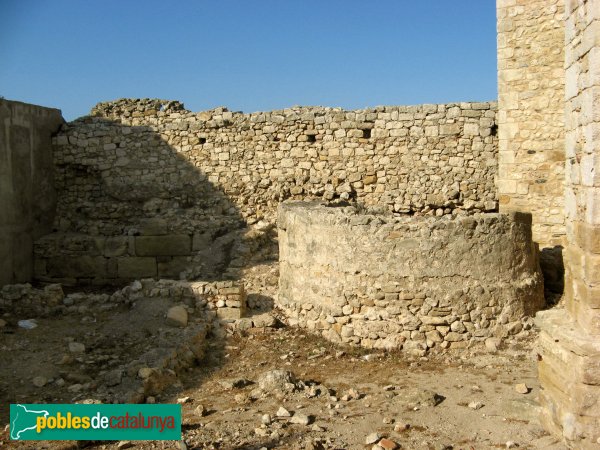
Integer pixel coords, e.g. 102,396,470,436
278,201,544,353
497,0,566,248
0,99,63,286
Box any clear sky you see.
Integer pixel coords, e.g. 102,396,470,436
0,1,497,121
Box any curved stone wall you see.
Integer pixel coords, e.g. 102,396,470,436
278,202,544,352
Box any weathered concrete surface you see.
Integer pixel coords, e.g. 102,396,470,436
0,99,63,286
278,201,544,352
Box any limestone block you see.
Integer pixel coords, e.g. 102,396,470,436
117,257,157,278
216,307,244,320
47,256,107,279
157,256,190,278
135,235,191,256
104,236,129,257
166,305,188,327
192,231,213,251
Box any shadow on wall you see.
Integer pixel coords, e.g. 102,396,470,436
34,113,277,286
539,245,564,304
1,111,280,419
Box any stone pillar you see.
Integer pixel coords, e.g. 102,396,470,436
496,0,566,249
537,0,600,446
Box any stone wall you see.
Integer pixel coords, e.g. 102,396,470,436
497,0,566,248
0,99,64,286
278,202,544,353
537,0,600,445
35,98,498,284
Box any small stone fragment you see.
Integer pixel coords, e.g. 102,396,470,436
32,376,47,387
166,305,188,327
117,442,134,449
194,404,206,416
261,414,271,425
177,396,191,404
379,438,399,450
290,413,312,425
276,406,291,417
68,342,85,353
258,369,298,393
365,432,381,444
468,401,484,410
485,337,500,352
138,367,155,379
394,422,410,432
515,383,529,394
506,441,517,448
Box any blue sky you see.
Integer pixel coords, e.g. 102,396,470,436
0,1,497,120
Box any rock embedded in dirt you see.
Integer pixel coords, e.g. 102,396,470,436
166,305,188,327
252,313,277,328
254,427,268,437
276,406,291,417
32,376,47,387
485,337,501,352
290,413,312,425
515,383,530,394
398,388,445,408
394,422,410,432
68,342,85,353
261,413,271,425
194,404,206,416
468,401,484,410
379,438,399,450
117,441,134,449
138,367,156,379
257,369,298,393
365,432,381,444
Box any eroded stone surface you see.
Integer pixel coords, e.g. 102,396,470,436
278,202,544,351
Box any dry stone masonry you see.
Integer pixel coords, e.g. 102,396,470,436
33,99,498,284
536,0,600,445
497,0,566,248
278,202,544,353
2,0,600,444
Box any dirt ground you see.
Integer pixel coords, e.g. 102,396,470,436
0,263,568,450
0,320,567,449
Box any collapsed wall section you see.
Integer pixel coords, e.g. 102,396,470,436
35,98,498,284
278,202,544,352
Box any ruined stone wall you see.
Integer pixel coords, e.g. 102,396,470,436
0,99,63,286
35,98,498,284
278,202,544,353
537,0,600,444
497,0,566,248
